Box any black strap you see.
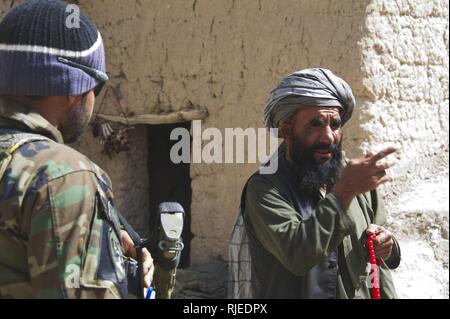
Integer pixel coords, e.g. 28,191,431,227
116,211,142,247
153,250,180,271
116,211,146,299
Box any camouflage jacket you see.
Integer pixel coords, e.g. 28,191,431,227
0,99,128,299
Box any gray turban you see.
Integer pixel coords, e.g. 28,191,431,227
264,68,355,136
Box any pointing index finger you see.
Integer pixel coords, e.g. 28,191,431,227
370,146,399,164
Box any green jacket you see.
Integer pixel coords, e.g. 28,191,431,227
243,145,400,299
0,99,128,298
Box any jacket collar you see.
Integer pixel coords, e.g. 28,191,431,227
0,98,64,144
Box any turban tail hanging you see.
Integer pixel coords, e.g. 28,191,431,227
264,68,355,137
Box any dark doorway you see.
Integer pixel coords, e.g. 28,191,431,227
147,122,192,268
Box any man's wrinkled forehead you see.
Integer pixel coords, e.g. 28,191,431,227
293,106,341,124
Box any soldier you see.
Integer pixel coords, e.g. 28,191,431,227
0,0,153,298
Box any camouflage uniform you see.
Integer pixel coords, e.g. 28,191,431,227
0,99,128,298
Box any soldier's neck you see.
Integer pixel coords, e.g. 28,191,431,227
0,95,68,129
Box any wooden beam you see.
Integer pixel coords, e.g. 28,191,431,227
95,109,209,125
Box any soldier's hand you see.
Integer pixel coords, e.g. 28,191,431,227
332,146,398,209
120,230,154,288
366,224,394,260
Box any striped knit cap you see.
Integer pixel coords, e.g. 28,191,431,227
0,0,106,96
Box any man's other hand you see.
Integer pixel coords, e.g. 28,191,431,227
367,224,394,260
120,230,154,288
332,146,398,209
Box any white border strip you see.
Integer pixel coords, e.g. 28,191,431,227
0,31,102,58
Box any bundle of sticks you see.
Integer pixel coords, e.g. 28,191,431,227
92,120,133,159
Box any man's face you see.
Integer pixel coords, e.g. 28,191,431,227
283,106,343,193
59,90,95,144
287,106,342,163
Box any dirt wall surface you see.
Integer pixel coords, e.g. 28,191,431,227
358,0,449,298
1,0,448,298
73,0,371,268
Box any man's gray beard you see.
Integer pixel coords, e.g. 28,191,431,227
59,95,90,144
289,137,343,195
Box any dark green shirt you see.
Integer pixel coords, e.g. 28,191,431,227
243,147,400,299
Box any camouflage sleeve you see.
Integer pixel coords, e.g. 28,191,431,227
21,170,128,299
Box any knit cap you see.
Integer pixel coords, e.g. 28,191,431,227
0,0,107,96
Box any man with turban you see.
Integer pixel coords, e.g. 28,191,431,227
230,68,401,299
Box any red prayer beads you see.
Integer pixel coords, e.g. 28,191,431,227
367,233,381,299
